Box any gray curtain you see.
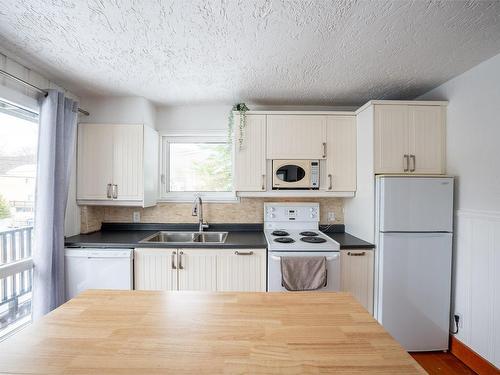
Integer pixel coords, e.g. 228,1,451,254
32,90,78,319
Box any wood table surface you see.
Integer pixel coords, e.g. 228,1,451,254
0,290,425,374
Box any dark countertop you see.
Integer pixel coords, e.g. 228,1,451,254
65,223,374,250
324,232,375,249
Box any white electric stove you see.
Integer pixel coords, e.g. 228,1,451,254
264,202,340,291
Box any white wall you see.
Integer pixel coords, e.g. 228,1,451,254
156,104,228,134
155,104,357,134
79,96,156,129
0,53,81,236
419,52,500,367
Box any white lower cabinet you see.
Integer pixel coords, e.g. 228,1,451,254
134,248,178,291
217,249,267,291
177,249,218,291
134,248,267,292
340,249,374,314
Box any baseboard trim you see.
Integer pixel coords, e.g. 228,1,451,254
450,336,499,374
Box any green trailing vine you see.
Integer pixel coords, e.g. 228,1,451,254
228,103,249,148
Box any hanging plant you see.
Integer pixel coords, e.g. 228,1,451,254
228,103,249,148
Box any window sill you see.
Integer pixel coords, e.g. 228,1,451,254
159,192,239,203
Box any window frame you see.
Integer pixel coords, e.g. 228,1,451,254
160,134,237,202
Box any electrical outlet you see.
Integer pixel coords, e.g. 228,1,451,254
132,211,141,223
327,212,336,222
455,313,463,328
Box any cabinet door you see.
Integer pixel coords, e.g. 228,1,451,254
77,124,113,200
266,115,327,159
325,116,356,191
112,125,144,201
177,249,218,291
374,105,409,174
234,115,266,191
217,249,266,291
340,249,374,314
408,106,445,174
134,249,177,291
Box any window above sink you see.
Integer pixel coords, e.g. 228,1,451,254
160,135,237,202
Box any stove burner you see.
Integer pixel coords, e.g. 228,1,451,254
299,231,319,237
300,236,327,244
272,230,289,237
274,237,295,243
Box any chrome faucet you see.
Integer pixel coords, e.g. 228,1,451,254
192,195,209,232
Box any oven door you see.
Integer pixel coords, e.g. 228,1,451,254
272,160,313,189
267,251,340,291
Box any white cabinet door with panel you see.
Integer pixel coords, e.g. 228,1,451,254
77,124,113,200
112,124,144,201
374,105,409,174
134,248,178,291
234,114,266,191
340,249,374,314
267,115,327,159
408,105,445,174
77,123,159,207
325,116,356,192
373,103,446,174
217,249,267,291
177,249,218,291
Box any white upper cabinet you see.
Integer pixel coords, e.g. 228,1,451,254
372,103,446,174
77,123,159,207
266,115,327,159
234,114,266,191
76,124,113,200
408,105,445,174
374,105,409,174
325,116,356,192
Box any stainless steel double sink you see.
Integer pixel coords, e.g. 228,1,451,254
140,231,228,244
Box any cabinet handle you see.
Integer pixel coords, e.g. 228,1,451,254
106,184,112,199
322,142,327,158
347,251,366,256
171,251,177,269
178,251,184,269
261,174,266,190
112,184,118,199
410,155,416,172
235,251,254,256
328,174,333,190
403,155,409,172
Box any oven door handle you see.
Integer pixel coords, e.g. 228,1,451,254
270,254,339,261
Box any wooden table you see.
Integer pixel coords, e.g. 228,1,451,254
0,290,425,374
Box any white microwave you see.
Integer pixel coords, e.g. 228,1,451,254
272,160,320,189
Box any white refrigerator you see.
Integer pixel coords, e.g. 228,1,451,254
375,176,453,351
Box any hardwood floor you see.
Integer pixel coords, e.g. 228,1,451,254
411,352,477,374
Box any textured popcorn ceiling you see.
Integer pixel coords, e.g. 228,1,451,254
1,0,500,105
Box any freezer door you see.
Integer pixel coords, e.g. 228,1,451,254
376,232,452,351
378,177,453,232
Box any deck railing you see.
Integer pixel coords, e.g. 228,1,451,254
0,226,34,340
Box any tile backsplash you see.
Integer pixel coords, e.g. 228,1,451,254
80,198,344,234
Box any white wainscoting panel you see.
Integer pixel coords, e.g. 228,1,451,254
453,209,500,368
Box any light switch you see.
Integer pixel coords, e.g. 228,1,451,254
327,212,336,222
133,211,141,223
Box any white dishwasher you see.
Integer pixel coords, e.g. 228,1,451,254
64,248,133,301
